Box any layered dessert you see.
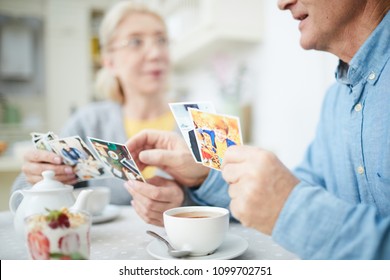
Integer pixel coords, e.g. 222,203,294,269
25,208,90,260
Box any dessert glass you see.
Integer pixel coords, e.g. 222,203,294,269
24,208,91,260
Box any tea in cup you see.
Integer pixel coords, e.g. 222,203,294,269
24,208,91,260
163,206,229,256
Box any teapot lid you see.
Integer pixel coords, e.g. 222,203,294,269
33,170,71,191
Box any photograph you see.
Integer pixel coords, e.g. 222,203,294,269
88,137,145,182
169,102,215,162
31,131,58,152
49,136,111,181
188,108,243,170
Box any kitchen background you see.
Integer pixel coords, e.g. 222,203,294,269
0,0,337,210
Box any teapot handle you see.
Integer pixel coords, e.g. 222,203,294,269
9,190,24,214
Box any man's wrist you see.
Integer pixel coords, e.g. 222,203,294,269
191,169,210,188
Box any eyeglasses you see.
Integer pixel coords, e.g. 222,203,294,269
108,35,169,52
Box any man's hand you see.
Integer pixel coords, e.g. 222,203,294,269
124,176,185,226
222,145,299,235
126,129,209,187
22,149,77,185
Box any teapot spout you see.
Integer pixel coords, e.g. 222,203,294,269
70,189,93,212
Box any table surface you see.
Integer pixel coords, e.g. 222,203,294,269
0,206,298,260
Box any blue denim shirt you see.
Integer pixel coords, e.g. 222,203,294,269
188,11,390,259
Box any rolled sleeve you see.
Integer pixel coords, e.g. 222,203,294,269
187,169,230,209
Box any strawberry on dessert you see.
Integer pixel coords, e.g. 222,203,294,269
27,231,50,260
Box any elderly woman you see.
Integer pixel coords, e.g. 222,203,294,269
11,1,185,226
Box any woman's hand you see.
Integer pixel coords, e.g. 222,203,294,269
124,176,185,227
22,148,77,185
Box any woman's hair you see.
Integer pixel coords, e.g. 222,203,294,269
95,1,165,103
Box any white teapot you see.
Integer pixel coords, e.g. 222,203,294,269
9,170,92,237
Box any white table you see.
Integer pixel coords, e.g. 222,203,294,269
0,206,298,260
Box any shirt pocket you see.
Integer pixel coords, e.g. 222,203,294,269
377,169,390,184
377,137,390,184
375,143,390,216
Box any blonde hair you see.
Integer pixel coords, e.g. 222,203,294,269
95,1,166,103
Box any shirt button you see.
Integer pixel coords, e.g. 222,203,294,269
354,103,362,112
357,166,365,174
368,72,376,80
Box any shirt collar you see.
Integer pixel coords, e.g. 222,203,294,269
335,11,390,86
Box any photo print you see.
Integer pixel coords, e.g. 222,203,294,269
88,137,145,182
48,136,111,181
169,102,215,162
188,109,243,170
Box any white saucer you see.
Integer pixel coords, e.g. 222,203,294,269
146,233,248,260
92,205,121,224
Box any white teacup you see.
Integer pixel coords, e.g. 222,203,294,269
163,206,229,256
75,187,110,216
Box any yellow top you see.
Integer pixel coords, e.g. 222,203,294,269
124,111,175,179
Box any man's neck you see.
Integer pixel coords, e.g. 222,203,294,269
329,4,389,63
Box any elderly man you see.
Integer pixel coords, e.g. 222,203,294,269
126,0,390,259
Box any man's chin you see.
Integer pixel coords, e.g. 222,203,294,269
299,37,316,51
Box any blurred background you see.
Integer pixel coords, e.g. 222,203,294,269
0,0,337,210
